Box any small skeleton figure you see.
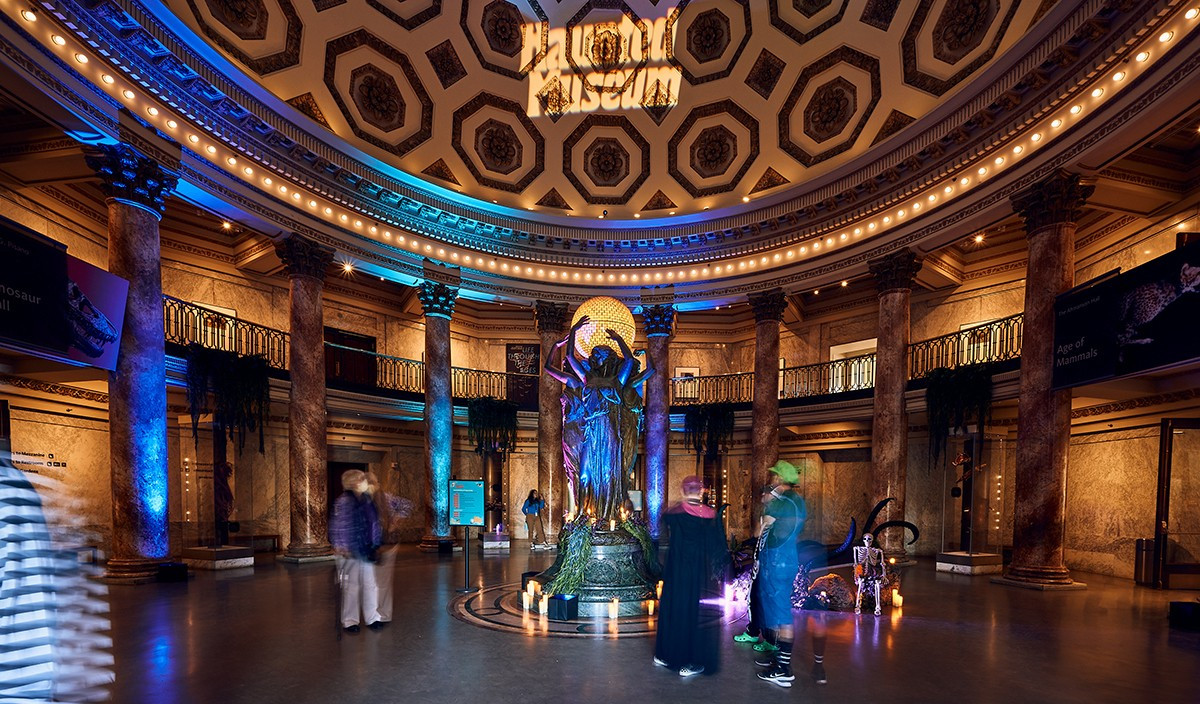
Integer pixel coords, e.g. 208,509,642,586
853,534,887,616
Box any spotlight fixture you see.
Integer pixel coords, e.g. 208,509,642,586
342,262,354,273
974,234,985,244
840,280,848,287
221,221,232,230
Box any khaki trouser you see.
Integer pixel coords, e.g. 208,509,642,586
526,514,546,544
374,545,397,622
336,556,379,627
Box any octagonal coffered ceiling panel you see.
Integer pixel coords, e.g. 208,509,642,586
164,0,1046,218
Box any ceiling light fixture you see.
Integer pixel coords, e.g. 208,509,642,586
50,34,65,46
20,9,37,21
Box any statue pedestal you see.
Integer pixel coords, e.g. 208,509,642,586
536,528,657,617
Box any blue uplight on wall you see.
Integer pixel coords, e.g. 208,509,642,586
646,468,664,539
430,393,451,538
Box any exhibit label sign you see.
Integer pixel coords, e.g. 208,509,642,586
449,480,485,527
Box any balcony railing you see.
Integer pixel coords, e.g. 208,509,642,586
163,296,289,369
909,314,1024,379
165,295,1024,409
670,371,754,405
781,353,877,399
163,295,535,404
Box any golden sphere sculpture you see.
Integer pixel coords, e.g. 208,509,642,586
571,296,635,359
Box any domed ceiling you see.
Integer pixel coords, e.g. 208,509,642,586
168,0,1046,220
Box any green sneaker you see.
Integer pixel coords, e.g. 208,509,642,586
733,631,758,644
753,640,780,653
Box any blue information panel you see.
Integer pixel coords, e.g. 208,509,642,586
449,480,485,527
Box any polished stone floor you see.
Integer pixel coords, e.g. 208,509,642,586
106,545,1199,704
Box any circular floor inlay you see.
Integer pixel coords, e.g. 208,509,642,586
448,583,745,639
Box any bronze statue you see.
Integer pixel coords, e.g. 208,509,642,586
544,315,652,522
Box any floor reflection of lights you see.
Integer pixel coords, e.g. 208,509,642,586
449,583,744,639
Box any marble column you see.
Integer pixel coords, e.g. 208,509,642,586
534,301,568,536
868,250,921,561
748,289,786,505
275,234,335,561
642,304,675,538
1003,171,1093,588
418,280,458,550
84,144,177,582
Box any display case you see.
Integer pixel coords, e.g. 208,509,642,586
935,431,1011,574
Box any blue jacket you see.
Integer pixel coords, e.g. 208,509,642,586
522,498,545,516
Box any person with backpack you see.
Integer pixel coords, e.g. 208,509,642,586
330,469,382,633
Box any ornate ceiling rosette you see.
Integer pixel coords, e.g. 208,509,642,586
452,92,546,193
668,0,752,85
323,30,434,158
184,0,302,75
463,0,550,80
902,0,1023,96
778,46,881,167
563,114,650,205
562,1,651,97
668,99,759,198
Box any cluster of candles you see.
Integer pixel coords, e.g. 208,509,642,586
892,588,904,608
520,580,665,618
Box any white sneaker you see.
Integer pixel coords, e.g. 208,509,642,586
679,665,704,677
653,657,669,668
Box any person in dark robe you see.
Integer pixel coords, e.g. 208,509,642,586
653,475,728,677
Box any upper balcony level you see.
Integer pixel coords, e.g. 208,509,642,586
164,295,1023,418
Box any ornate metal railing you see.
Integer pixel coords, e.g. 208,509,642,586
162,296,289,369
452,366,539,402
670,371,754,405
908,314,1024,379
325,342,423,393
781,353,878,399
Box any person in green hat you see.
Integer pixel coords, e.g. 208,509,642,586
754,460,807,688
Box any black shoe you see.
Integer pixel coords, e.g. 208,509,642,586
754,653,775,667
343,625,360,634
757,664,794,688
812,663,827,685
367,621,385,631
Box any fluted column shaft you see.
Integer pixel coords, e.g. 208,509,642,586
535,301,567,536
276,234,334,559
419,281,457,549
643,304,675,538
86,144,177,582
868,251,921,560
749,290,786,508
1006,171,1093,586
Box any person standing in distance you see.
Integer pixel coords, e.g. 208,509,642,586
523,489,548,550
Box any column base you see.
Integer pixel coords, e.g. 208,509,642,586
100,557,167,584
992,565,1086,590
279,542,334,563
418,535,460,553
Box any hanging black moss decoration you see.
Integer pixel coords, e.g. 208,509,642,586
184,343,272,453
924,363,994,468
467,396,519,459
683,402,736,461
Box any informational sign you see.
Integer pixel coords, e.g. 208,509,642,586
449,479,485,527
1,220,129,371
1054,240,1200,389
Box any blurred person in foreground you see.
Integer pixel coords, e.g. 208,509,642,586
365,472,412,626
653,475,727,678
330,469,382,634
754,460,806,688
1,426,113,701
733,484,778,654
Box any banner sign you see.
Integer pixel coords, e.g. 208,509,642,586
1054,241,1200,389
1,220,128,370
449,480,485,527
505,343,539,407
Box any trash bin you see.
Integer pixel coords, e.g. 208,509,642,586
1134,538,1153,586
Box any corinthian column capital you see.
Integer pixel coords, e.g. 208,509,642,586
642,304,675,338
748,288,786,323
418,280,458,320
274,233,334,281
1011,170,1095,235
534,300,569,335
83,143,178,218
869,250,922,294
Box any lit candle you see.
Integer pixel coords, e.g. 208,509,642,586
526,581,537,596
522,592,532,611
609,598,620,619
656,581,663,599
647,599,655,616
610,519,616,531
889,557,896,565
539,594,549,615
894,594,904,608
892,588,899,602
